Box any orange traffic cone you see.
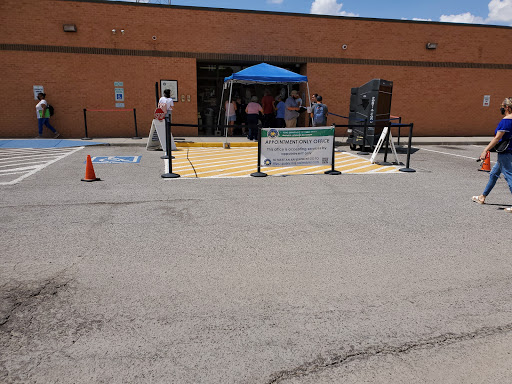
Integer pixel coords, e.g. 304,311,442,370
81,155,100,182
478,152,491,172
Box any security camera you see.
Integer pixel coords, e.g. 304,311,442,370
121,29,125,34
112,29,116,34
342,44,348,50
152,36,157,40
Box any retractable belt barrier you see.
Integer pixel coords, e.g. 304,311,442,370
82,108,141,140
334,123,415,173
158,121,415,179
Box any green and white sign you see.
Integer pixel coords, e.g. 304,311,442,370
260,127,334,167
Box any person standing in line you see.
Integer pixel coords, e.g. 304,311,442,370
261,89,275,128
311,95,328,127
245,96,263,140
309,93,318,126
274,95,286,128
235,97,247,135
224,98,237,136
472,97,512,212
284,90,302,128
158,89,174,122
35,93,59,138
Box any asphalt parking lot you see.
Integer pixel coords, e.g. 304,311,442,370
1,143,511,383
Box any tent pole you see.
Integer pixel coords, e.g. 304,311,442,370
217,82,226,136
306,82,312,127
226,82,234,143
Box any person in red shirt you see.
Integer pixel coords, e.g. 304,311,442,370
261,89,275,128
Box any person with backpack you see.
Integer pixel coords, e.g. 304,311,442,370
311,95,328,127
35,93,59,138
158,89,174,121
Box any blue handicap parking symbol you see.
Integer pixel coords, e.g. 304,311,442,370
89,156,141,164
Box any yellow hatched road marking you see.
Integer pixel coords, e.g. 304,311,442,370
165,148,400,178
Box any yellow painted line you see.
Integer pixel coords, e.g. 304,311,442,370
176,159,256,173
344,164,388,173
183,152,256,163
181,163,257,178
176,142,258,147
171,156,255,170
164,147,403,178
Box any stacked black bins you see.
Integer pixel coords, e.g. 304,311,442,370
347,79,393,151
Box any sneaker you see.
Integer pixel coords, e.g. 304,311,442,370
53,132,60,138
472,196,485,204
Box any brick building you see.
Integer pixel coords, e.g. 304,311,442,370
1,0,511,138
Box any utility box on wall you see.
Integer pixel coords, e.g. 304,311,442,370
347,79,393,150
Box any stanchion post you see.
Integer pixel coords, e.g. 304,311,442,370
132,108,142,139
377,126,393,166
160,116,174,160
161,118,180,178
397,117,402,147
82,109,92,140
399,123,416,173
325,125,341,175
250,127,267,177
357,118,369,155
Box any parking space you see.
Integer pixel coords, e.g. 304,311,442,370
168,147,401,178
0,146,83,185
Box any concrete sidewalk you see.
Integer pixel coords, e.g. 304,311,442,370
79,136,494,147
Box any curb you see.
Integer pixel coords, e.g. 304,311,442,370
102,141,490,148
175,142,258,148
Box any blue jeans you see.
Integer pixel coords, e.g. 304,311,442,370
38,118,56,135
483,152,512,196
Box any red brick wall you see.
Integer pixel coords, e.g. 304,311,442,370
308,63,511,136
1,0,511,137
1,50,197,137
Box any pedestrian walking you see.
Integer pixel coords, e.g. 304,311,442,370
158,89,174,121
472,97,512,212
35,93,59,138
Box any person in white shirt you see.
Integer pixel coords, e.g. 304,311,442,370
158,89,174,121
35,93,59,138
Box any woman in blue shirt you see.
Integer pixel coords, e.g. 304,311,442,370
274,95,285,128
472,97,512,212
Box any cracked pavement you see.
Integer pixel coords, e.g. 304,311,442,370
1,145,512,383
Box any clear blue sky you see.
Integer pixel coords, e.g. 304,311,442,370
126,0,512,26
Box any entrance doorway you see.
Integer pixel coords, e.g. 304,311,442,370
197,62,304,136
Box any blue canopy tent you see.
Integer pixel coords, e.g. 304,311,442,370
224,63,308,84
218,63,311,139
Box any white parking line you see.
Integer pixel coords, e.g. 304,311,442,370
414,147,482,161
0,147,83,185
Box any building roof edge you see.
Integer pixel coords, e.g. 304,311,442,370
56,0,512,30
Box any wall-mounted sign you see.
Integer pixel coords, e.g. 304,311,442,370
115,88,124,101
483,95,490,107
160,80,178,102
33,85,44,100
114,82,124,87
